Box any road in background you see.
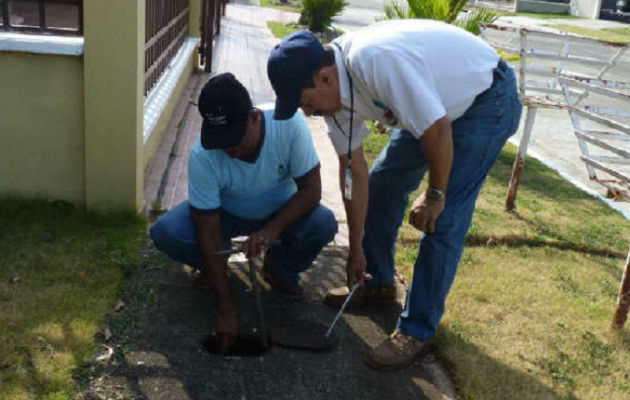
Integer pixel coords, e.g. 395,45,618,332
333,0,388,32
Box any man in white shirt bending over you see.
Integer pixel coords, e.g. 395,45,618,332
267,20,522,370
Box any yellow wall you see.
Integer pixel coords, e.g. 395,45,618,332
0,52,84,204
83,0,144,211
190,0,201,37
1,0,202,210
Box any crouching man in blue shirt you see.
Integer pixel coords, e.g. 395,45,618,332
149,73,337,351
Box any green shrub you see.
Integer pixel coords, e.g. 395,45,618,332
384,0,497,35
302,0,348,32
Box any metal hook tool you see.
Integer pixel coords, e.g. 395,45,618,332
213,238,279,351
325,282,360,339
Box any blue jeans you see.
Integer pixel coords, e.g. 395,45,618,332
150,201,338,283
363,60,522,340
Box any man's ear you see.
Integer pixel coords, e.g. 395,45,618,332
250,108,260,124
317,65,336,86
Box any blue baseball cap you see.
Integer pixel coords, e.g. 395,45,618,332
267,30,325,120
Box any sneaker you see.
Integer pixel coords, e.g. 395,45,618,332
367,330,429,370
261,261,304,300
323,279,404,309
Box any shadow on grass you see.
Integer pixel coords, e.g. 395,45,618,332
467,232,625,259
489,146,596,203
434,326,567,400
399,231,625,260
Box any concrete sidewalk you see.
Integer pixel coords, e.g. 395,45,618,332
496,14,630,31
85,246,456,400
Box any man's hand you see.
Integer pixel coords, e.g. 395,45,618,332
216,299,239,355
408,191,445,234
244,228,280,259
346,249,372,287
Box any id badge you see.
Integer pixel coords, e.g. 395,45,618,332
344,167,352,200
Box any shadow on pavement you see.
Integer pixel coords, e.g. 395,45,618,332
81,247,565,400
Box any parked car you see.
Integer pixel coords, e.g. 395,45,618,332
600,0,630,22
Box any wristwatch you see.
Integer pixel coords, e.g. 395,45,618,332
427,186,446,201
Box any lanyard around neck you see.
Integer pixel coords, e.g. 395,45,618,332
331,42,354,165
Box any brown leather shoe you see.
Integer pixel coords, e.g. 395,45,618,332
324,278,405,309
367,330,429,370
261,262,304,300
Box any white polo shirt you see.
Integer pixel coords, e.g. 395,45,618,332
325,19,500,155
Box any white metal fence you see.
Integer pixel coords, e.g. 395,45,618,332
480,22,630,330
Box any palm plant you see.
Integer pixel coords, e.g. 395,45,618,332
302,0,348,32
384,0,497,35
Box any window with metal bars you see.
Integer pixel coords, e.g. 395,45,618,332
0,0,82,36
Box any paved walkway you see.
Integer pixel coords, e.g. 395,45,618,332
497,14,630,31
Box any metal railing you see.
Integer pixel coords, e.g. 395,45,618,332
0,0,82,36
145,0,190,96
481,22,630,330
199,0,226,72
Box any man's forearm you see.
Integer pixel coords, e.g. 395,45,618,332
339,148,369,254
201,242,231,302
192,213,232,303
421,117,453,191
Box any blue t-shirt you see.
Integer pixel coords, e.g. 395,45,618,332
188,108,319,220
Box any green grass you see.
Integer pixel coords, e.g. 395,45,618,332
497,49,521,62
546,24,630,43
0,198,146,400
267,21,302,39
267,20,343,43
259,0,302,13
362,131,630,400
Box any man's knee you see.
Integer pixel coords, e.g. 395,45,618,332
318,206,338,244
297,205,338,247
149,219,170,253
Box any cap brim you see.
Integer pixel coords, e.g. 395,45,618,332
200,119,247,150
273,92,301,120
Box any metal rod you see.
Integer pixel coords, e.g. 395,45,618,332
325,282,360,339
506,106,537,211
2,0,9,29
248,258,268,348
38,0,45,30
214,247,243,256
214,240,281,257
612,240,630,330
